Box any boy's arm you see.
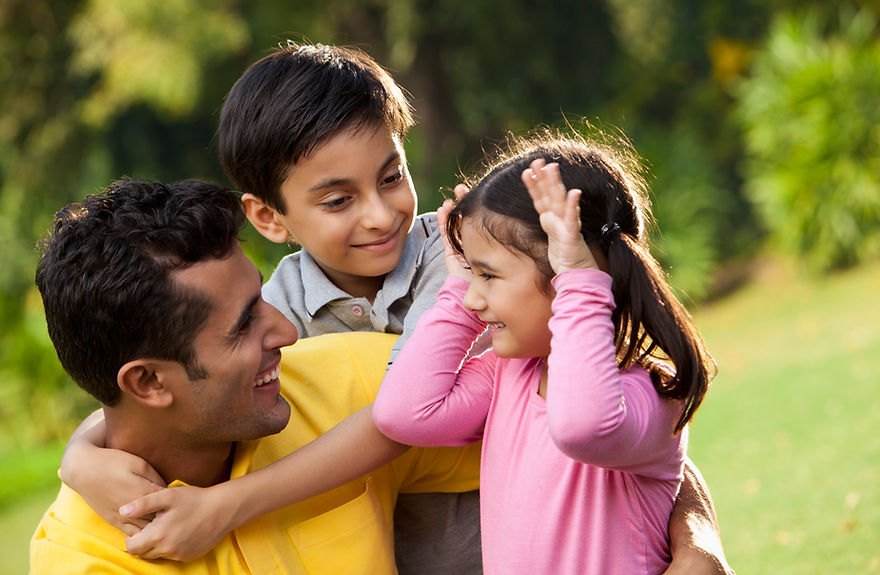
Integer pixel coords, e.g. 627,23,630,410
121,404,409,560
59,409,166,535
663,458,735,575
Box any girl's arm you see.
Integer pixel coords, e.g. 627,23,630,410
373,192,494,446
525,160,681,470
59,409,166,535
546,269,682,469
373,277,494,447
121,404,408,560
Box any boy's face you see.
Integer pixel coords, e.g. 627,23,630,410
272,124,417,299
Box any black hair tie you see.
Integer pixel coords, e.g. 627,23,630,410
600,222,621,245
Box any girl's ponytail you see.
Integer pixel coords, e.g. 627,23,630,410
606,231,713,432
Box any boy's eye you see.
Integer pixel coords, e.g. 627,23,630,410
479,273,495,281
381,166,404,186
319,196,351,211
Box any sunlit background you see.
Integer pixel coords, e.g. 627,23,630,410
1,1,878,573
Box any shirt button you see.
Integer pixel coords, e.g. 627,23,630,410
351,304,364,317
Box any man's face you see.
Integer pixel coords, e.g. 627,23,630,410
168,244,298,445
272,124,417,299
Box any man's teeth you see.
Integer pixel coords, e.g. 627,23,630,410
255,365,280,387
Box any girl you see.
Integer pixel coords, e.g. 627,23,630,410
373,130,715,574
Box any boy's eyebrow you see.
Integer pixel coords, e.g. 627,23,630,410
307,151,402,193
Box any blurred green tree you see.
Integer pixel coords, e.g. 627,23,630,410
0,0,251,448
736,6,880,271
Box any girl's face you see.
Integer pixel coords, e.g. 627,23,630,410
459,219,554,359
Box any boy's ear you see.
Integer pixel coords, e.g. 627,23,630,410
117,360,174,408
241,193,294,244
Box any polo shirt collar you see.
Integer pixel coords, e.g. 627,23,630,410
300,250,354,318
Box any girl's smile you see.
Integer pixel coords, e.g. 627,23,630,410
459,220,554,359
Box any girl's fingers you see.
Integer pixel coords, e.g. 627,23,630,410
453,183,469,201
524,160,569,218
565,189,582,232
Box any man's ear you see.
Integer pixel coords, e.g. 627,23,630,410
241,193,294,244
117,360,174,408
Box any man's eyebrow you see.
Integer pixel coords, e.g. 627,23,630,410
307,151,401,194
229,273,263,335
229,294,260,336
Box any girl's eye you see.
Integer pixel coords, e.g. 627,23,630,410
320,196,350,211
480,273,495,281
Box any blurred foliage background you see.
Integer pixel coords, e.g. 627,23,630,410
1,0,879,564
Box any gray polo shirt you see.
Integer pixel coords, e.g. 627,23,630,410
262,212,446,364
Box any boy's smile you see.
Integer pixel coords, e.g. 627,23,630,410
271,124,416,300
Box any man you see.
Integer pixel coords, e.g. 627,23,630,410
30,178,479,574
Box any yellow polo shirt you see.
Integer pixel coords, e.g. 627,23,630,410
30,332,481,574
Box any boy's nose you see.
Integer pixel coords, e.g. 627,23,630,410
361,191,395,231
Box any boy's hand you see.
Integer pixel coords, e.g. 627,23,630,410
121,484,238,561
437,184,472,281
60,411,165,536
523,159,598,274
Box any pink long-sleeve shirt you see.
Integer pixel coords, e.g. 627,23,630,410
374,269,686,574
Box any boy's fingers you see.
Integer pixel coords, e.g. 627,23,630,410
119,489,171,519
453,183,469,200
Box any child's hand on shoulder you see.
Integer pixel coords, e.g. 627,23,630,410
60,415,166,536
437,184,472,281
120,483,240,561
523,159,599,274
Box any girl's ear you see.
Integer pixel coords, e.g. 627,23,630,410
241,193,294,244
117,360,173,408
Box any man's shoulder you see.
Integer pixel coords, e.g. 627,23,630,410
31,485,250,574
278,332,397,402
283,331,397,364
31,485,164,573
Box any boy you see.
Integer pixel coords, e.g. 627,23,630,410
217,42,479,574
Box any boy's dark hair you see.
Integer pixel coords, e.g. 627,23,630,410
447,129,714,432
218,42,414,212
35,179,245,406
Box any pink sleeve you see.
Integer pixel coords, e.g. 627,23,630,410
546,269,683,472
373,276,495,447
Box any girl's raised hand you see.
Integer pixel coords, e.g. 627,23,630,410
436,184,472,281
523,159,598,274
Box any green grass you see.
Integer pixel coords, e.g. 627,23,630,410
2,259,878,573
689,259,880,574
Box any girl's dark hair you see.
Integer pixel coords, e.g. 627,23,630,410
446,128,714,431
